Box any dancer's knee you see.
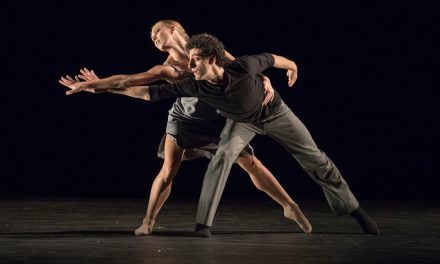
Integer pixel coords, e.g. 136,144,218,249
158,165,179,183
237,155,262,173
298,150,330,169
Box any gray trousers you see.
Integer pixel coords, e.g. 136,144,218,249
196,102,360,226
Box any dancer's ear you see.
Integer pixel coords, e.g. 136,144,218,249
209,55,216,65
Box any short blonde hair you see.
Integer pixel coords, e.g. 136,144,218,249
151,20,190,41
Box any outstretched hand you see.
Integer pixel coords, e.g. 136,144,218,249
287,69,297,87
59,68,104,95
59,76,89,95
59,75,84,95
259,74,274,106
59,75,80,88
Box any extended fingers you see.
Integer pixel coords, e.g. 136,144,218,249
66,75,76,82
59,76,74,86
264,91,274,105
287,70,297,87
79,68,99,80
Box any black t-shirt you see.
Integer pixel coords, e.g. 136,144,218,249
149,53,282,123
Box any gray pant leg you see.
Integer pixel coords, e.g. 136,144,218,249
263,104,359,215
196,119,257,226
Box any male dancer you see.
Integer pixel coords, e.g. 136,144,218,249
66,33,380,237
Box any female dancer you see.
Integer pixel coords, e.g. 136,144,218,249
60,20,312,235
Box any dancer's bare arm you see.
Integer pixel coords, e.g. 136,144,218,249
60,64,179,95
225,50,235,61
60,76,153,101
271,54,298,87
105,86,152,101
259,74,275,106
59,75,105,94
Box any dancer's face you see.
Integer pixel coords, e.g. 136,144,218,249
150,23,174,51
188,48,213,80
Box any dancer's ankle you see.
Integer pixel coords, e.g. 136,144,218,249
283,203,312,233
134,218,156,236
349,206,380,235
142,218,155,226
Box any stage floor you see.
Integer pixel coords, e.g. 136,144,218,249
0,198,439,263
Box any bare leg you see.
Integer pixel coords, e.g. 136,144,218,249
135,135,184,236
236,153,312,233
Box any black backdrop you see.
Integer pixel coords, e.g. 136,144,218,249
2,1,438,201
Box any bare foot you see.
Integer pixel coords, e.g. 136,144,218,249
283,204,312,233
134,218,155,236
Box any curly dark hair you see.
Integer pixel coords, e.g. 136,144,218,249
186,33,227,67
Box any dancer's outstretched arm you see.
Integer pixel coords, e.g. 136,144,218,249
105,86,152,100
62,74,275,106
59,64,180,95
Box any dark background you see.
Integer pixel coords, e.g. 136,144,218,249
2,1,438,201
